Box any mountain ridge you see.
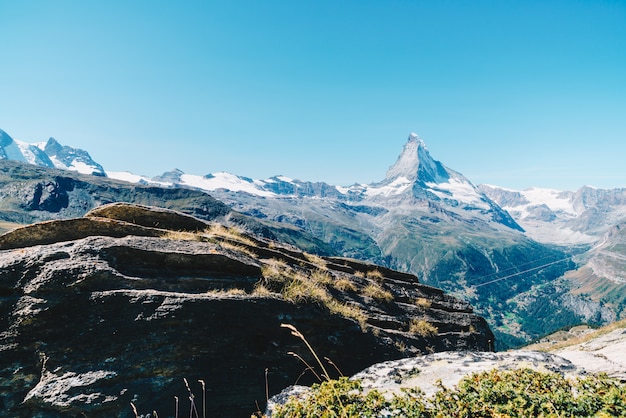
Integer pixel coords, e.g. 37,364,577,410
0,129,105,177
2,128,625,346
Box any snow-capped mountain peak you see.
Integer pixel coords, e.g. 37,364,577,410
0,129,106,177
0,129,54,167
384,133,450,185
39,137,106,176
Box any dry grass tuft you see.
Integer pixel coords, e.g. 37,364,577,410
409,319,439,336
362,283,393,303
261,258,290,282
219,241,256,258
333,278,357,293
163,230,202,241
204,223,255,246
366,269,385,282
205,288,248,297
260,260,369,329
282,272,331,303
303,253,327,269
414,297,432,309
223,288,247,296
311,269,332,285
326,300,367,327
252,284,273,297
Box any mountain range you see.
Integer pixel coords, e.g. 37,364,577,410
1,128,625,348
0,129,105,177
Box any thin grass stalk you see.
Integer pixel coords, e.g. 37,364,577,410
198,379,206,418
281,323,331,380
287,351,322,382
264,368,270,403
183,378,199,418
281,324,350,415
130,402,138,418
174,396,179,418
325,356,344,377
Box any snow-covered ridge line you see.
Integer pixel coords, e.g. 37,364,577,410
0,129,105,176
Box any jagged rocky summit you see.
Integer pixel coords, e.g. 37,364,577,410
0,203,493,417
0,129,105,177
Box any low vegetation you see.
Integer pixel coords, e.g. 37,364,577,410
414,297,432,309
366,269,384,282
362,283,393,303
409,319,439,336
204,223,256,246
271,369,626,417
333,278,357,292
259,260,368,326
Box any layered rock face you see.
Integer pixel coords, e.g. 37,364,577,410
0,203,493,417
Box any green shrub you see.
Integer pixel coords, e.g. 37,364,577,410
272,368,626,417
272,377,389,418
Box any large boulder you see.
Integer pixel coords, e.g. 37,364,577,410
0,204,493,417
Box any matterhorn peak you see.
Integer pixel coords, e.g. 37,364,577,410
408,132,422,141
384,133,449,184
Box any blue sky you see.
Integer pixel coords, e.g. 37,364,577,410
1,1,625,190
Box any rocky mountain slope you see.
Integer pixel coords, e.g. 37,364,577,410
0,129,105,177
0,203,492,417
0,159,335,256
481,185,626,325
479,184,626,246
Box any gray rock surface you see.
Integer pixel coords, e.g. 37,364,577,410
352,350,586,398
553,327,626,381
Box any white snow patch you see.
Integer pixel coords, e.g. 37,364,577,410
426,178,489,209
520,188,578,215
385,139,421,181
520,223,596,245
365,177,412,197
180,172,276,197
49,156,68,170
15,140,40,164
5,139,31,163
68,160,99,175
107,171,162,184
275,175,294,183
33,141,48,150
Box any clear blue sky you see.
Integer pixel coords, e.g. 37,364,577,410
1,1,625,190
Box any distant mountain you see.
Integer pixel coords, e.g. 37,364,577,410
480,185,626,246
0,129,105,176
111,133,521,230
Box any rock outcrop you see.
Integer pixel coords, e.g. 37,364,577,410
267,322,626,415
265,350,602,415
0,203,493,417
